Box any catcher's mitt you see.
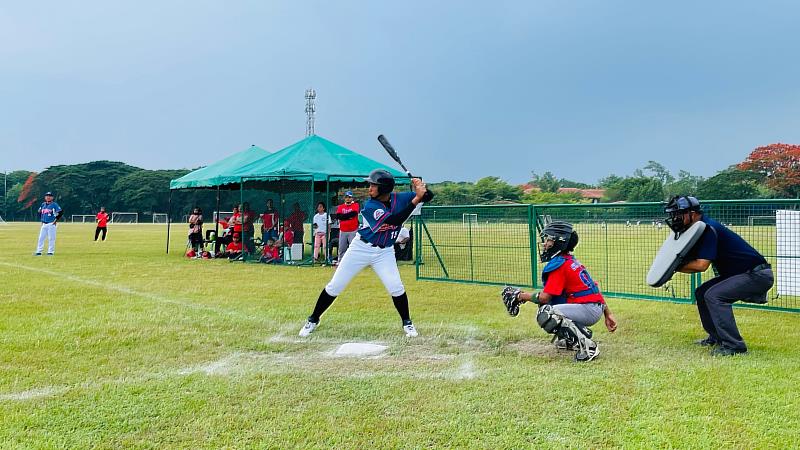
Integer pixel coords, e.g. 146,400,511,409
501,286,523,317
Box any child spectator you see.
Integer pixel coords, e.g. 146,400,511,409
221,233,243,260
261,199,279,241
260,238,282,264
188,207,203,253
312,202,330,264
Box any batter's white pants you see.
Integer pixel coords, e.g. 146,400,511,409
36,223,58,254
325,238,405,297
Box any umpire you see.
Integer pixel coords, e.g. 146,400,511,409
667,196,774,356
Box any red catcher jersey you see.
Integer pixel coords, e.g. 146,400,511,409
542,254,604,304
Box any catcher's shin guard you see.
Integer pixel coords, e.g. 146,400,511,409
536,305,599,362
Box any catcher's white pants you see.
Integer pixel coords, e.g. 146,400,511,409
36,223,58,254
325,238,404,297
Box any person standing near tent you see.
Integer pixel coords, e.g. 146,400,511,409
95,206,110,241
332,190,360,264
261,199,279,242
35,191,62,255
241,202,256,255
287,202,307,246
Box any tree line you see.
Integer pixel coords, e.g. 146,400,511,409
1,143,797,221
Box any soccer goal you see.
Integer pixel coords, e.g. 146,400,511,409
71,214,95,223
111,212,139,224
152,213,168,224
0,215,5,224
463,213,478,227
214,211,235,222
748,215,775,226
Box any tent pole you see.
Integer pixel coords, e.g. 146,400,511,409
166,190,172,254
325,176,331,263
215,186,220,239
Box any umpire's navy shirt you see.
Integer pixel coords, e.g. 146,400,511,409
688,216,767,279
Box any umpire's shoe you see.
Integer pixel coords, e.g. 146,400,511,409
299,320,319,337
694,336,717,347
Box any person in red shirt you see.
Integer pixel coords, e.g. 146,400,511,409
286,202,307,245
95,206,110,241
260,238,282,264
220,233,243,260
228,206,242,234
261,199,279,241
331,191,360,264
500,221,617,362
241,202,257,255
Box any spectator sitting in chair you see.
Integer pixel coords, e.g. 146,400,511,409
219,233,243,260
287,202,307,245
260,238,283,264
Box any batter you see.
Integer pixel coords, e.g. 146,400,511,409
299,169,433,337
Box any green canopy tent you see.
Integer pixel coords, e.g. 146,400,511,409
169,144,271,189
167,136,410,261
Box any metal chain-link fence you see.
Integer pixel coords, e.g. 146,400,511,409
416,200,800,312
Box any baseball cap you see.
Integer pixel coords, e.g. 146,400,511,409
44,191,54,196
344,190,353,197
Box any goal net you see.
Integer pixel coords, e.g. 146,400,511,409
71,214,95,223
152,213,168,224
748,215,775,226
111,212,139,224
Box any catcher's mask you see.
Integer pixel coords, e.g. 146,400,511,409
364,169,395,195
664,195,702,233
540,221,578,262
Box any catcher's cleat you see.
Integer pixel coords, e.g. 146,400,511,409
501,286,523,317
575,339,600,362
554,338,578,351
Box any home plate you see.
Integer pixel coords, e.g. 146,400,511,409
334,343,388,357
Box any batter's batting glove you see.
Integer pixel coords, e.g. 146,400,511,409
501,286,523,317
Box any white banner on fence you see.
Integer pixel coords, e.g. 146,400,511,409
776,210,800,296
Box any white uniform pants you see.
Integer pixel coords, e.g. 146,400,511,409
37,223,58,254
325,238,405,297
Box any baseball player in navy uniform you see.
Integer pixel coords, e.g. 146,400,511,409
299,169,433,338
35,191,63,255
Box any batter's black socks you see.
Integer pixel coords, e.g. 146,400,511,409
392,293,411,323
309,289,337,323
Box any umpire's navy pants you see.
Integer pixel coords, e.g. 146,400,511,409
695,267,774,352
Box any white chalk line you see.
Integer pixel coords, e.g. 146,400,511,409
0,262,258,322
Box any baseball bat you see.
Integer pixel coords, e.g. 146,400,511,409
377,135,413,178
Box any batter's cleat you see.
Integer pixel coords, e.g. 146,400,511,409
575,341,600,362
403,323,418,338
694,336,718,347
298,320,319,337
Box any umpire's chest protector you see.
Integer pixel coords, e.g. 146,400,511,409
647,221,707,287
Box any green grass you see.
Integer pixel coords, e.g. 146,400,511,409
1,223,799,448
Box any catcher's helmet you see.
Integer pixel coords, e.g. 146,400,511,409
365,169,395,195
540,221,579,262
664,195,702,233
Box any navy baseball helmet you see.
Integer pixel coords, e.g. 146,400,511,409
44,191,54,197
364,169,395,195
539,221,578,262
664,195,702,233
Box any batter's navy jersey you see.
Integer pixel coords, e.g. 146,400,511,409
38,202,62,224
358,192,416,248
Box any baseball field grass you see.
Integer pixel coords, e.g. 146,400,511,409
1,222,799,448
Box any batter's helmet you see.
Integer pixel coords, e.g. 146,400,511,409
664,195,702,233
365,169,395,195
539,221,579,262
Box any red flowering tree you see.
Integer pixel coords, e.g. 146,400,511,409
738,143,800,198
17,172,39,209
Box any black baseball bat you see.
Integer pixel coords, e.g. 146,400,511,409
377,134,413,178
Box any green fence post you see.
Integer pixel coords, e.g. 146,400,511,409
468,215,474,281
529,205,538,289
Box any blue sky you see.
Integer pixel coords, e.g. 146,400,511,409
2,1,799,184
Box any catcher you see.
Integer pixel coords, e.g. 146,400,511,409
501,221,617,362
